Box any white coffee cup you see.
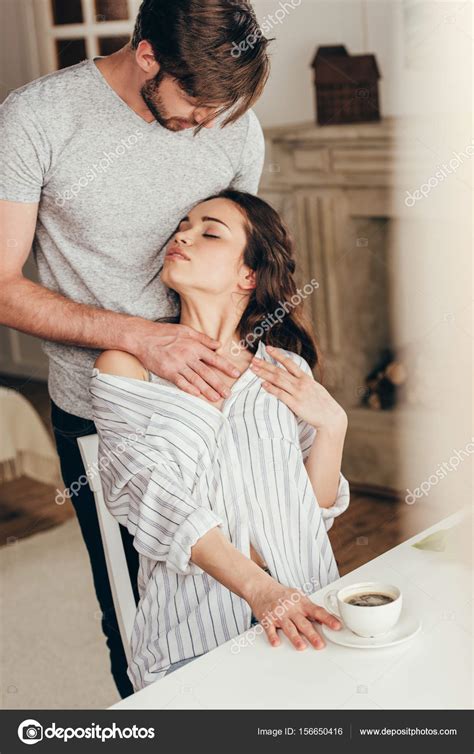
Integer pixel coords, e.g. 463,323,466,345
324,581,402,638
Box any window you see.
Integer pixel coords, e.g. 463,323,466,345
34,0,142,73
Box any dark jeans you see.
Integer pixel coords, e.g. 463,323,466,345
50,400,140,699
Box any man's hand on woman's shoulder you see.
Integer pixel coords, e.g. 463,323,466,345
94,350,148,381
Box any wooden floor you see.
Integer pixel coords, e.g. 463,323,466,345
328,491,442,576
0,374,443,574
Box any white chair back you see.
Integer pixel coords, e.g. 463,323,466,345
77,434,136,665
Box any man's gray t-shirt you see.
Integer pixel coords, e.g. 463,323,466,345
0,59,265,418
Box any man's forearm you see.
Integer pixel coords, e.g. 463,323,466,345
0,275,145,354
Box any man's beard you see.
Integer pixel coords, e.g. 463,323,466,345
140,73,195,132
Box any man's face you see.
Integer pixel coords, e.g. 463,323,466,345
141,71,221,131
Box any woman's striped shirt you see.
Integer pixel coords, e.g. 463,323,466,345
90,340,350,691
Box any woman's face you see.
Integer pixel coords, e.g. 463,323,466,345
161,198,254,297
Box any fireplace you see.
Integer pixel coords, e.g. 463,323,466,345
259,118,425,495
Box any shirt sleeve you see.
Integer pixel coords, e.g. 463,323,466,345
91,380,223,577
0,92,49,203
320,472,350,531
230,109,265,194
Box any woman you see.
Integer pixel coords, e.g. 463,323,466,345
90,189,350,691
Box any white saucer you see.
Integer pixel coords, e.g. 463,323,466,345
321,609,422,649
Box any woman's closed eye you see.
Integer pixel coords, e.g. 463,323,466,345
203,233,220,239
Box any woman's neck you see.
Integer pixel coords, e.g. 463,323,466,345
178,297,246,358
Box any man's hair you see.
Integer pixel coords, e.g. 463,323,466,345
130,0,272,129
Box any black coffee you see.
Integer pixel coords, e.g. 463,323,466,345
345,592,394,607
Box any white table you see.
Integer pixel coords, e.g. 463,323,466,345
110,508,472,710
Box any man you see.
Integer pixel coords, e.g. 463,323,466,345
0,0,270,698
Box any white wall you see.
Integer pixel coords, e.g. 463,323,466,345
389,0,472,531
0,0,39,102
251,0,471,127
0,0,45,377
251,0,368,127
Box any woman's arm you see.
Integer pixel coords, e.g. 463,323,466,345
304,419,347,508
190,526,342,650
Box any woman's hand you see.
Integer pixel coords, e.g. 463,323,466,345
250,346,347,433
248,576,342,650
